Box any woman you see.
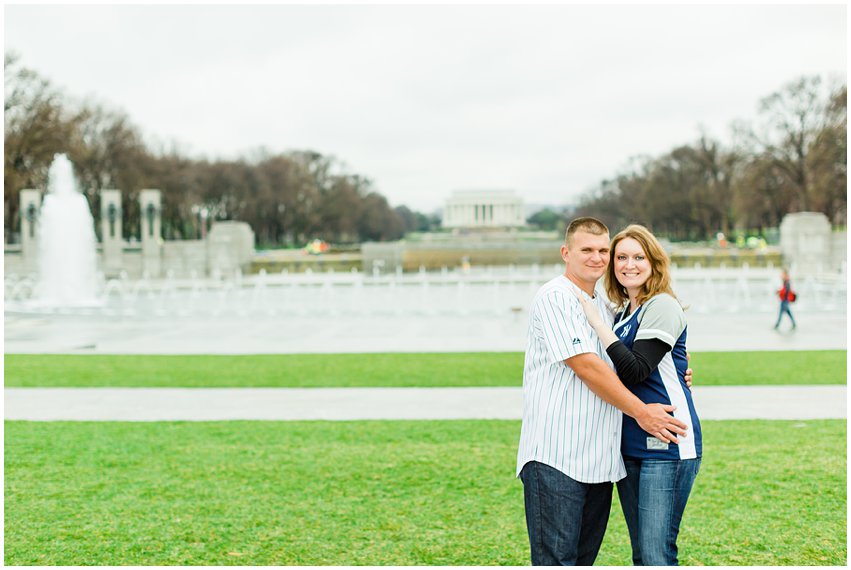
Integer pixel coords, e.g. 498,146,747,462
774,268,797,330
577,224,702,566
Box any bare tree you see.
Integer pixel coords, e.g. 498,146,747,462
747,76,826,211
4,53,77,242
4,56,462,247
572,76,846,239
807,84,847,224
67,103,153,239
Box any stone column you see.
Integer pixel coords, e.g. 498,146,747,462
100,189,123,275
779,212,831,275
19,189,41,273
139,189,162,278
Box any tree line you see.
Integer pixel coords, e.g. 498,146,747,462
4,53,437,247
568,76,846,240
6,52,846,246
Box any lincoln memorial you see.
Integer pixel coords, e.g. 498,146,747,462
442,189,525,228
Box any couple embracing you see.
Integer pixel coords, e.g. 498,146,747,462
517,217,703,566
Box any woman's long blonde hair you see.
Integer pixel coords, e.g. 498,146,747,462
604,224,679,310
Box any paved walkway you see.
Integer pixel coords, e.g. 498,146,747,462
6,309,845,423
5,386,846,421
4,311,846,354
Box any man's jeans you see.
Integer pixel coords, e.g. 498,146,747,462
520,461,613,566
617,458,701,566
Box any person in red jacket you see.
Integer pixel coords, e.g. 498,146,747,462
774,268,797,331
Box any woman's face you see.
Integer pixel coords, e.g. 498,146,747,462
613,237,652,292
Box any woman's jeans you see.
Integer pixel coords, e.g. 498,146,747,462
774,300,796,328
520,461,613,566
617,458,701,566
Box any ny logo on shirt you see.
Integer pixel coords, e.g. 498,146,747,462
620,324,631,338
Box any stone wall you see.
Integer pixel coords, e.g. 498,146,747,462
361,242,407,273
4,247,25,276
363,240,564,272
207,221,255,277
831,230,847,273
5,245,143,279
779,212,844,275
5,220,255,280
162,240,208,277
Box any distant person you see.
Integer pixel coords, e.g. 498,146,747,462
516,217,690,566
774,268,797,330
575,224,702,566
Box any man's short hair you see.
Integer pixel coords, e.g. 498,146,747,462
565,217,609,246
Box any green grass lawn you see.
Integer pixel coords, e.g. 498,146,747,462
4,350,846,387
5,419,846,566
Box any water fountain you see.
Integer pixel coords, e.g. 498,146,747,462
33,154,100,307
2,156,846,318
4,254,846,318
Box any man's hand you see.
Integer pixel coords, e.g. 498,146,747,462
635,403,688,444
684,352,693,390
567,353,689,444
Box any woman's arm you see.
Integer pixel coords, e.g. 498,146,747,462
606,338,671,386
575,293,619,348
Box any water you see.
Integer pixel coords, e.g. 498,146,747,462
5,264,845,318
34,154,100,307
5,267,847,355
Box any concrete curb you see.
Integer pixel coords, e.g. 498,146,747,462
5,385,846,422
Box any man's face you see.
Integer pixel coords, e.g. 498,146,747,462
562,230,610,286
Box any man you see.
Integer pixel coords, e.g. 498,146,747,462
516,217,689,565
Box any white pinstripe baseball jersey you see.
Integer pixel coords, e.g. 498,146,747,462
516,275,627,484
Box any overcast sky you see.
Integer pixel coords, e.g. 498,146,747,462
5,4,847,213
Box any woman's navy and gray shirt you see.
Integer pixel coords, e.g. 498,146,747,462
606,293,702,461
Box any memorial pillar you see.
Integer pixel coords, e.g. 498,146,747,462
19,189,41,272
100,189,123,275
139,189,162,278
